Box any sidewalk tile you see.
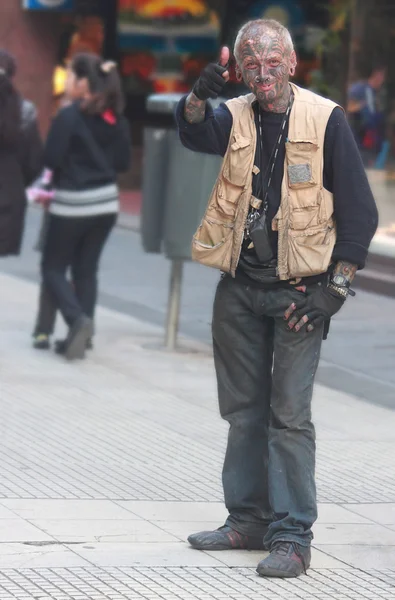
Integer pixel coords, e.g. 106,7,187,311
0,565,392,600
70,542,226,567
153,510,375,544
0,506,21,519
150,521,221,542
315,544,395,569
342,503,395,525
312,548,351,569
0,520,54,543
317,504,372,524
116,501,228,522
314,523,395,545
1,500,139,520
206,548,348,569
205,549,266,568
31,519,179,543
0,543,91,568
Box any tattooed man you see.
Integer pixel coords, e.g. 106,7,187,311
176,19,378,578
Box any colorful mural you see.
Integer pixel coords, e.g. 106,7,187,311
118,0,220,94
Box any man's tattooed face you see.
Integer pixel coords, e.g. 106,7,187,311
236,26,296,112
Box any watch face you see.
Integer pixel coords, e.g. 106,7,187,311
333,274,348,286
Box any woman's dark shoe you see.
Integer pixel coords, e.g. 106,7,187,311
64,316,93,361
33,334,50,350
256,542,311,578
55,337,93,355
187,525,266,551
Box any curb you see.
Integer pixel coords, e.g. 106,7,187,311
354,252,395,298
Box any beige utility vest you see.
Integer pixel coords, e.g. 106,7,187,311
191,83,340,280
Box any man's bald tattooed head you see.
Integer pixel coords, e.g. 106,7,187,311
234,19,297,113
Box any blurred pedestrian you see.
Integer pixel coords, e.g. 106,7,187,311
31,94,74,351
176,19,378,578
38,53,131,360
348,65,386,165
0,50,43,260
30,168,57,350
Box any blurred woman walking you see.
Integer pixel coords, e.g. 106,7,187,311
39,53,131,360
0,50,43,260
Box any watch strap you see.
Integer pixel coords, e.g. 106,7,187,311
328,283,349,300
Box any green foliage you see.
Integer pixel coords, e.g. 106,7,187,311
308,0,353,102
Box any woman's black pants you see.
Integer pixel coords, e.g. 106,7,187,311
41,213,116,327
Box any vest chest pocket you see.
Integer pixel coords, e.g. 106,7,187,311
286,140,318,190
222,133,252,187
288,223,336,278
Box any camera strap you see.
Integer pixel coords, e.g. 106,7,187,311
246,93,294,234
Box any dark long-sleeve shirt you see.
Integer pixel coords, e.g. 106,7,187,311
44,102,131,191
176,96,378,273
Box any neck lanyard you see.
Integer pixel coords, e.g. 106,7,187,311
255,93,294,214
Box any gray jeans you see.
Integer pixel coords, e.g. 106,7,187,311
212,275,323,548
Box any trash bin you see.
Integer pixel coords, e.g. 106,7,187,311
141,93,226,351
141,93,224,258
162,98,224,261
163,136,222,261
141,93,183,254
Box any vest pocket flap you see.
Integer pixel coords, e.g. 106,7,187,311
287,225,336,278
289,223,334,240
290,206,321,229
223,134,253,187
230,133,251,151
286,139,318,150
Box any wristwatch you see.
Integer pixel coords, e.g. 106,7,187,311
331,273,350,288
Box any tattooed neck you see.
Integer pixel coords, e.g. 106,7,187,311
259,83,291,113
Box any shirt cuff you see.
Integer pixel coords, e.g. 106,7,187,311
175,95,215,134
332,241,369,270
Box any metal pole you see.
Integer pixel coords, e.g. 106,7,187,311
164,259,183,351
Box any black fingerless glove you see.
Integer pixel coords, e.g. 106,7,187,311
193,63,228,101
292,284,346,329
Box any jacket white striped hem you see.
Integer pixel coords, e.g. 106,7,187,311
49,184,120,217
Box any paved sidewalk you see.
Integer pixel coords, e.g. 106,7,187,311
0,272,394,599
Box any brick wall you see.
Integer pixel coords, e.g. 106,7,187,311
0,1,62,135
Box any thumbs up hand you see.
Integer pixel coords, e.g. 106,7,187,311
192,47,230,101
219,46,230,69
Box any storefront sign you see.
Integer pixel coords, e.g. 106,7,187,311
23,0,74,10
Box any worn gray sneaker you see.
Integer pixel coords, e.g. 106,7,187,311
257,541,311,578
188,525,266,551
